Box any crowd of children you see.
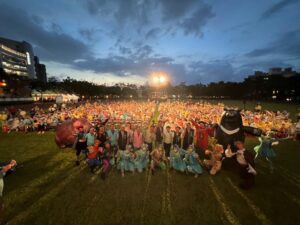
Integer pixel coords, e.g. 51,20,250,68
1,101,299,188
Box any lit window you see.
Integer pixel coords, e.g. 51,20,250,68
26,52,31,65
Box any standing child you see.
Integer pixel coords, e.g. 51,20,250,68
254,131,288,173
225,141,257,189
74,127,87,166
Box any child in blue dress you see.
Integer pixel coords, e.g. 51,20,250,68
181,145,203,178
254,131,288,173
170,146,186,173
134,144,149,173
117,145,135,177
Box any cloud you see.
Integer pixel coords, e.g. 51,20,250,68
160,0,198,21
188,60,237,83
73,54,176,77
78,27,102,41
145,27,161,40
180,5,215,37
260,0,299,20
84,0,214,39
245,29,300,58
118,46,132,55
0,3,90,64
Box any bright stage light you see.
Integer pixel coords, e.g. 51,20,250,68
153,76,159,83
159,76,166,83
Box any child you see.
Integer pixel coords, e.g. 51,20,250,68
225,141,256,189
203,144,224,175
74,127,87,166
117,145,135,177
1,160,18,222
99,142,113,180
254,131,288,173
87,140,101,173
150,147,166,175
181,145,203,178
134,144,149,173
170,145,186,173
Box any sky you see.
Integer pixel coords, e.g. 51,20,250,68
0,0,300,85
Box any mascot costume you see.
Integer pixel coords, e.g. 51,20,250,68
214,108,262,151
55,118,92,148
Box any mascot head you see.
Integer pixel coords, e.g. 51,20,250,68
219,108,243,135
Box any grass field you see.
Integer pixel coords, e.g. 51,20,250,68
205,100,300,120
1,132,300,225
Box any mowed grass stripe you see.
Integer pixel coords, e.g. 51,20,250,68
277,165,300,182
209,177,241,225
140,169,152,225
5,151,74,206
8,165,86,224
283,191,300,206
259,163,300,188
166,167,174,222
226,177,272,225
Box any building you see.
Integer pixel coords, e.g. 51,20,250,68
0,37,36,79
34,56,47,83
244,67,300,101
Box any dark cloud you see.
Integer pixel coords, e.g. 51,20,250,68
86,0,111,15
79,27,102,41
0,3,90,64
132,45,153,59
73,55,173,77
84,0,214,39
118,46,132,55
114,0,152,29
245,29,300,58
51,23,63,34
180,5,215,37
188,60,236,83
31,15,44,25
260,0,299,20
160,0,198,21
145,28,161,40
238,60,293,74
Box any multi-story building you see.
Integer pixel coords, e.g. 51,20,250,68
34,56,47,83
0,37,36,79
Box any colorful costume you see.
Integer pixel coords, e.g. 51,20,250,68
192,120,214,151
203,144,224,175
150,148,166,173
117,150,135,172
170,146,186,172
254,132,287,172
181,146,203,175
134,145,149,172
225,146,256,189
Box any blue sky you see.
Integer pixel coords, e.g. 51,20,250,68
0,0,299,85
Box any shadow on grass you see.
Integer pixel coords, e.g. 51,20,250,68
4,151,61,195
5,164,88,225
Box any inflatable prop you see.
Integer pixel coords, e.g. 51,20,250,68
215,108,262,151
55,118,92,148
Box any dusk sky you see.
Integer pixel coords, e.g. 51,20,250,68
1,0,299,85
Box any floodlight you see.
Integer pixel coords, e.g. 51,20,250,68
159,76,166,83
153,76,159,83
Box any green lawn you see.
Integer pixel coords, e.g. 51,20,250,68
205,100,300,120
1,132,300,225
